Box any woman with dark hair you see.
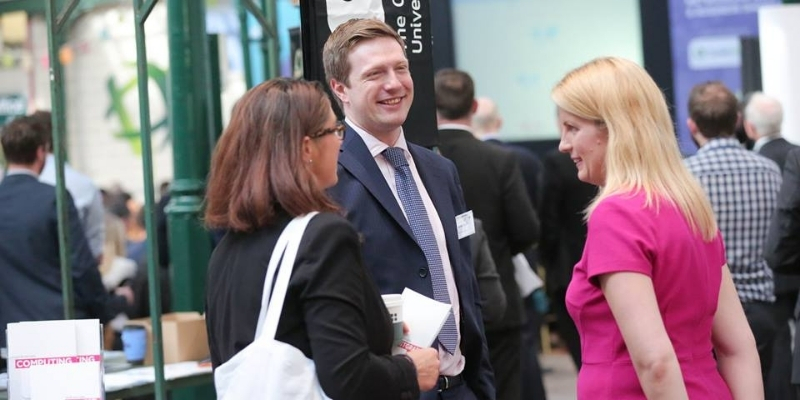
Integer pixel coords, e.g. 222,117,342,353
204,78,439,399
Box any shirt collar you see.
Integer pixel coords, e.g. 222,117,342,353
437,123,474,134
4,168,39,178
345,117,410,159
752,136,778,153
479,132,501,141
697,137,743,154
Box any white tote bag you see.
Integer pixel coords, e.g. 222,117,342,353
214,212,331,400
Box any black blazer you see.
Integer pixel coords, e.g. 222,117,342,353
328,126,496,400
764,148,800,275
539,150,597,293
471,219,506,324
438,129,539,331
0,173,123,349
485,139,543,209
759,137,798,173
762,148,800,382
758,138,800,294
205,212,419,400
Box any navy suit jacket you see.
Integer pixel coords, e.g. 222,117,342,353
328,126,496,400
0,173,121,349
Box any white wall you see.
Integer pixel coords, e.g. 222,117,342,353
452,0,643,140
759,4,800,145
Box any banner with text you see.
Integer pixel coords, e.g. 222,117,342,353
300,0,437,147
669,0,780,155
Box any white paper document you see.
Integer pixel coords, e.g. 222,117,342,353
397,288,452,352
6,319,103,400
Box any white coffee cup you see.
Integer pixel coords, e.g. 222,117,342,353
381,294,403,347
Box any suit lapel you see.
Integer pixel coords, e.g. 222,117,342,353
339,128,416,240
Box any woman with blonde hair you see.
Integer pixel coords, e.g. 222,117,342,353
552,57,762,399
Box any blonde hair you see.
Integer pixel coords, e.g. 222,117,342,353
551,57,717,240
100,213,127,276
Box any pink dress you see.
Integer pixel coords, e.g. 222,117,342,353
566,192,732,399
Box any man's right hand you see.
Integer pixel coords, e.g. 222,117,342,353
406,347,439,391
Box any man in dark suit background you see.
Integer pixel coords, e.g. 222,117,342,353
473,97,543,209
539,149,597,371
0,117,132,364
470,95,548,400
435,68,540,400
324,19,495,400
765,147,800,399
745,92,800,400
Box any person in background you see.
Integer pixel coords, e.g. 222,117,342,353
743,92,799,400
764,147,800,398
471,218,507,324
436,69,540,400
744,92,797,171
554,57,762,399
30,110,105,262
204,78,440,399
324,19,495,400
685,82,781,395
0,116,133,360
99,213,138,349
538,148,596,371
472,95,548,400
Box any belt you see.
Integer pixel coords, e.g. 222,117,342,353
437,374,464,392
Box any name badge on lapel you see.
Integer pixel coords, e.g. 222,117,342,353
455,210,476,239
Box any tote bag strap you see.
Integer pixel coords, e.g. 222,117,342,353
253,211,319,342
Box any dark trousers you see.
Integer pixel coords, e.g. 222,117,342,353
742,300,779,394
520,295,547,399
552,288,581,370
768,292,798,400
486,329,521,400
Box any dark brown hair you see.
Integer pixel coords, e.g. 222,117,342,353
1,116,48,164
434,69,475,120
323,18,405,87
28,110,54,150
204,78,339,232
688,81,739,139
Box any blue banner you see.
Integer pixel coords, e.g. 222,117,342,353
669,0,779,155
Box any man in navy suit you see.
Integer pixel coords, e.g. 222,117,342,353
0,117,131,359
324,19,495,400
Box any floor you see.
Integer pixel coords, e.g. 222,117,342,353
540,352,578,400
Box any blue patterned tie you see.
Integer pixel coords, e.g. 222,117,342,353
382,147,458,354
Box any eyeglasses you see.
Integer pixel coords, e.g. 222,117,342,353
309,122,346,140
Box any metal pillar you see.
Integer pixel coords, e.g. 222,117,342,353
239,0,279,86
166,0,214,397
132,0,167,398
45,0,80,320
238,2,254,88
166,0,211,314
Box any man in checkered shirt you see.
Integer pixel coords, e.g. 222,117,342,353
685,81,782,392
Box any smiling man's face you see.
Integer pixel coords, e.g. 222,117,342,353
331,36,414,145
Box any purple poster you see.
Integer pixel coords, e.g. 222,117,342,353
669,0,780,155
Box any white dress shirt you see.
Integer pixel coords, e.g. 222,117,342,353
40,154,105,258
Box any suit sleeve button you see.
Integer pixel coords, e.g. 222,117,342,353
418,268,428,278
